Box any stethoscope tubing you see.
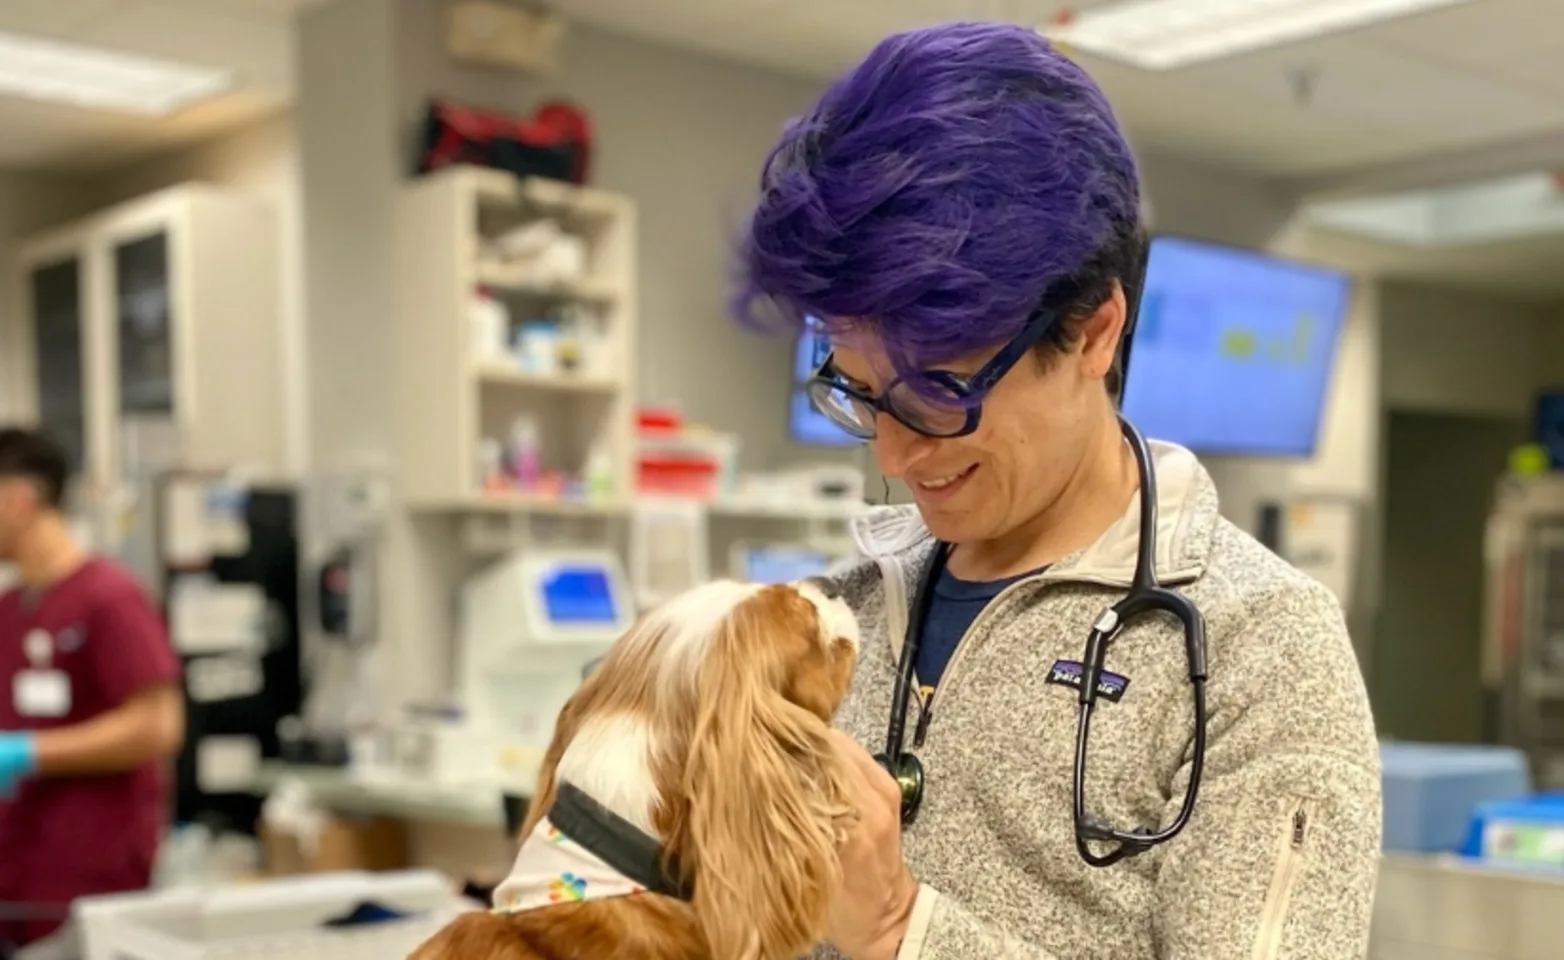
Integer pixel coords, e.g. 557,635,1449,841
881,416,1210,865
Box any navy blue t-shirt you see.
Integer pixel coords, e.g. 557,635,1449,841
916,565,1045,690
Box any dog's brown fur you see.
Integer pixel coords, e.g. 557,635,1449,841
409,582,859,960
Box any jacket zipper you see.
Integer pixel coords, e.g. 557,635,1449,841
910,576,1042,747
1251,800,1314,960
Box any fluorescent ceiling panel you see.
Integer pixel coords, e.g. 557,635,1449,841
0,30,234,116
1044,0,1483,70
1304,172,1564,247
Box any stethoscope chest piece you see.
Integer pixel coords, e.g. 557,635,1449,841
875,751,925,825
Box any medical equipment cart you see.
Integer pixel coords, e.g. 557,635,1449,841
1483,473,1564,789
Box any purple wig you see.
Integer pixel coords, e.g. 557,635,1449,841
735,21,1142,380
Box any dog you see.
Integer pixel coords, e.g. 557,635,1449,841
409,577,862,960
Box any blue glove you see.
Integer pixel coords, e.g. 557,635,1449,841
0,732,38,797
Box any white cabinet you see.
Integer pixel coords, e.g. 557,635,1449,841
7,184,284,548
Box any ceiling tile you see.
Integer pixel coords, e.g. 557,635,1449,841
1175,32,1564,142
146,0,330,20
75,0,292,93
481,0,1564,181
0,0,124,38
1477,54,1564,99
551,0,790,37
1356,0,1563,60
1362,0,1564,101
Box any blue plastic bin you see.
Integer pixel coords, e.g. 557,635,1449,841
1458,792,1564,869
1380,741,1531,853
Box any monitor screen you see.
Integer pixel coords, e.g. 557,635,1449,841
540,565,620,623
739,545,835,585
1120,236,1350,458
789,324,860,447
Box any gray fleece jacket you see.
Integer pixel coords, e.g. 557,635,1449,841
819,441,1381,960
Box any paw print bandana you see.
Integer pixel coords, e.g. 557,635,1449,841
492,817,649,914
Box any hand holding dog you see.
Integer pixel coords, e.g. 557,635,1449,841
824,729,918,960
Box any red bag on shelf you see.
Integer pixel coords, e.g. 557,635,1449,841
417,98,592,185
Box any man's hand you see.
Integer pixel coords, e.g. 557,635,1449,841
0,732,38,796
825,729,919,960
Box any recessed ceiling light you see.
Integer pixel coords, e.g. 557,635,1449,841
0,30,234,116
1044,0,1482,71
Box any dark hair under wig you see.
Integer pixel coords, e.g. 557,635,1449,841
734,21,1146,392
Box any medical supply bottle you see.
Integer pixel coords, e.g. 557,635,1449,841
509,416,542,490
469,289,509,362
585,442,614,499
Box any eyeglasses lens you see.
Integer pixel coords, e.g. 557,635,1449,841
808,378,970,439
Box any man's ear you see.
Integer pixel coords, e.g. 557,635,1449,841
1080,283,1128,383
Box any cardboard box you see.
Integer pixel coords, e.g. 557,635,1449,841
260,814,409,875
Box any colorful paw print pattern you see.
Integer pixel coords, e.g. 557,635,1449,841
548,872,589,902
545,824,566,844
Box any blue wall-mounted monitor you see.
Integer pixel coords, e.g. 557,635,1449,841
1121,236,1351,458
789,322,860,447
733,543,836,585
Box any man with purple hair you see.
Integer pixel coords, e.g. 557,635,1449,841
737,21,1379,960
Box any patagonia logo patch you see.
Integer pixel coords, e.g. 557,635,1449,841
1046,660,1129,703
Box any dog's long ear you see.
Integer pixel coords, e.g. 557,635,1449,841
521,612,665,840
683,598,853,960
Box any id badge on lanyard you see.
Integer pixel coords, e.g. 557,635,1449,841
12,628,71,718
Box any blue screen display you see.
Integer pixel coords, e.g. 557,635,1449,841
541,565,619,623
1121,236,1350,458
789,325,859,447
741,546,834,585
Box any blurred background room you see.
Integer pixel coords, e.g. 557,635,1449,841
1,0,1564,956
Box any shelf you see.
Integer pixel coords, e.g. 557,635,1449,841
408,494,631,516
393,167,637,711
517,177,622,226
476,261,617,305
242,760,521,826
474,364,619,394
470,168,620,229
709,496,868,521
471,166,521,207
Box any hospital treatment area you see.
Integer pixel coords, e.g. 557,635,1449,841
6,0,1564,958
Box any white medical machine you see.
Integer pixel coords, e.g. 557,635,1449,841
454,548,636,750
629,498,710,609
730,542,842,584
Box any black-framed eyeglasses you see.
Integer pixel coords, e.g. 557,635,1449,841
805,305,1057,440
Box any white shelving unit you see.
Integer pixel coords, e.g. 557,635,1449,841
378,169,866,712
382,166,637,709
390,165,636,514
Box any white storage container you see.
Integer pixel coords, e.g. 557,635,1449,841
73,870,459,960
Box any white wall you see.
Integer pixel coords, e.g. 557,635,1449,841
1380,282,1564,418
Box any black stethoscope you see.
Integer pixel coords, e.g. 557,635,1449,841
874,415,1210,868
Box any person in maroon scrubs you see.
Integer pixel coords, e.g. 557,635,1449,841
0,427,184,948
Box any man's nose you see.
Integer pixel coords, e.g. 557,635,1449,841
872,413,924,481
